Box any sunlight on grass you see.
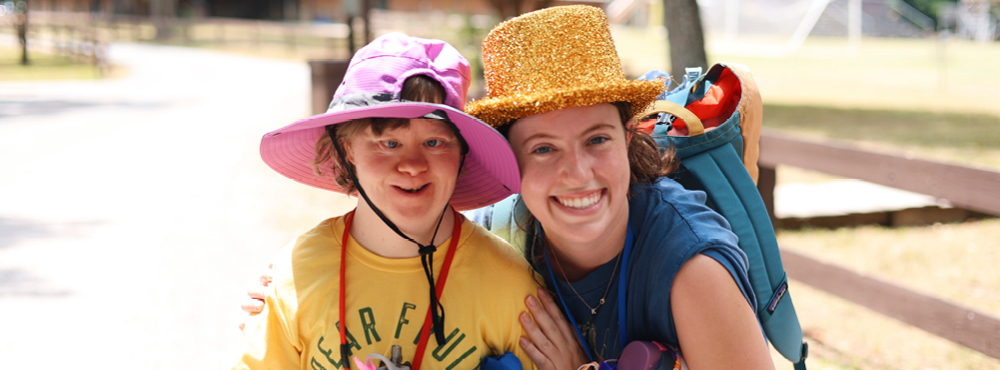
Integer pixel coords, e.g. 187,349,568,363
778,218,1000,315
778,280,1000,370
770,219,1000,369
763,104,1000,169
0,46,124,81
612,30,1000,118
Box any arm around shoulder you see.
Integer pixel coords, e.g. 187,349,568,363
233,246,302,369
671,254,774,370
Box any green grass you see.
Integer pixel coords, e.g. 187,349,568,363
613,32,1000,117
773,219,1000,370
0,45,114,81
763,104,1000,169
610,30,1000,169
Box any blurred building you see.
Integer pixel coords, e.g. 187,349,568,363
27,0,613,20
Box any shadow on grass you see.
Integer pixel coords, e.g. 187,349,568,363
0,217,52,250
0,268,73,297
762,104,1000,151
0,217,89,297
0,217,105,249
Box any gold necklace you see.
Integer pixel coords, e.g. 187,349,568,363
551,249,622,316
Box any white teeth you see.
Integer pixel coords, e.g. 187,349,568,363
400,185,427,193
556,192,600,209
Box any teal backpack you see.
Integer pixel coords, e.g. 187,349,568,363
637,63,807,369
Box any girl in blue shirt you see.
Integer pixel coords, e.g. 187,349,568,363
462,6,773,370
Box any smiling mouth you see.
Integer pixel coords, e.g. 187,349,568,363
554,191,602,209
396,184,428,193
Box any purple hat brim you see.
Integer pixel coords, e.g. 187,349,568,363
260,102,520,211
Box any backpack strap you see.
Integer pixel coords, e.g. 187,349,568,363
681,143,806,364
716,62,763,183
639,100,705,136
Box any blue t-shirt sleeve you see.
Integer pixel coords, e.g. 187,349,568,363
642,246,755,347
628,178,757,347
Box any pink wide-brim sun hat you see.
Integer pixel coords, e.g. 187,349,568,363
259,33,520,211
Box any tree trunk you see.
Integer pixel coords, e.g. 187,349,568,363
17,1,29,65
149,0,177,40
662,0,708,81
486,0,554,20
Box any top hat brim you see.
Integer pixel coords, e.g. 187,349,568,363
467,79,666,127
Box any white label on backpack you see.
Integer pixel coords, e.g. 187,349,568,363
767,282,788,314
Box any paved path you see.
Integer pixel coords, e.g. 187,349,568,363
0,42,355,369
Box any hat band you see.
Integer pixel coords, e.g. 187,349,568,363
326,93,453,122
326,92,403,113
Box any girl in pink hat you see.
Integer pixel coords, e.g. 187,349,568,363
234,32,541,370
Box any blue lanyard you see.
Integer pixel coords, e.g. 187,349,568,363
618,223,633,347
540,219,635,361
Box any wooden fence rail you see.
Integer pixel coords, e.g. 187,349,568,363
759,129,1000,216
782,248,1000,359
757,129,1000,360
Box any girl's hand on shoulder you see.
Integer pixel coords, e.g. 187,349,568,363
238,264,274,331
518,288,589,370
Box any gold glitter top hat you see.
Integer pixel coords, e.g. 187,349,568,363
466,5,665,127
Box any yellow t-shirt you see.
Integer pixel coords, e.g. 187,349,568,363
234,215,541,370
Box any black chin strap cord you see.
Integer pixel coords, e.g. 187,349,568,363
326,125,465,346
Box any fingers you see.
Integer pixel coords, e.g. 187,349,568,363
244,266,271,314
248,285,267,300
519,335,554,370
260,264,274,287
241,299,264,314
243,285,266,313
530,289,591,368
526,293,570,348
521,309,559,352
521,293,589,370
536,288,576,341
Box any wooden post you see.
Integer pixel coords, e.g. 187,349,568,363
308,60,352,116
361,0,371,45
757,165,777,226
346,15,356,54
17,0,30,65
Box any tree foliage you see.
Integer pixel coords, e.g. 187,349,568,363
903,0,957,27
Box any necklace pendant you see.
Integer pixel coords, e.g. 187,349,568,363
590,308,597,315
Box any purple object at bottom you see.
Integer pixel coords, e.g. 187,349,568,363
617,341,663,370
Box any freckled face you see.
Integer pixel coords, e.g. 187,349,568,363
507,103,631,247
347,119,462,224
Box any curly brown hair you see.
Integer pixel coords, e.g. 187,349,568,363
311,75,448,194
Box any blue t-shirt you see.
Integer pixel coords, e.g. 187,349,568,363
541,178,756,360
